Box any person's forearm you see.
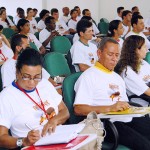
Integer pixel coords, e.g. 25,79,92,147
0,135,17,149
52,108,70,125
79,64,90,72
74,105,111,116
42,35,53,47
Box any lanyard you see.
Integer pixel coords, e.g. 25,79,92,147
0,49,7,61
15,82,49,119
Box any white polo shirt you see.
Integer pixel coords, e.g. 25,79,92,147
37,20,46,30
70,40,98,72
125,30,150,49
0,78,62,138
1,59,50,88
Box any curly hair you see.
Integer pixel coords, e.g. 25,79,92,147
116,35,145,76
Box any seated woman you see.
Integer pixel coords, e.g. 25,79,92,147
0,9,17,31
116,35,150,106
0,48,69,148
17,18,46,54
108,20,124,49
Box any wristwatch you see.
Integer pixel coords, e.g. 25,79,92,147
16,138,23,147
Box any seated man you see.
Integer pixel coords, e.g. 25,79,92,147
125,15,150,49
0,48,69,149
1,34,57,90
70,19,98,72
74,37,150,150
39,16,60,51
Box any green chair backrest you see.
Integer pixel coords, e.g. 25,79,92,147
98,22,109,35
62,72,85,124
2,28,15,40
51,36,72,55
8,15,14,23
29,42,39,51
35,17,40,23
145,52,150,64
34,32,39,40
43,52,71,77
100,18,109,23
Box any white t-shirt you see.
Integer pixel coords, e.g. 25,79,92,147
70,40,98,72
1,59,50,88
27,18,38,34
37,20,46,30
0,17,14,28
115,16,122,21
92,23,99,35
68,19,78,30
121,60,150,96
60,15,70,24
125,30,150,49
117,38,124,49
145,18,150,28
0,43,14,62
13,16,21,26
121,24,129,38
39,28,51,49
0,78,62,137
74,63,131,122
27,33,42,49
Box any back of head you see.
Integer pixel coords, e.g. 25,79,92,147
117,7,124,14
117,35,145,74
108,20,121,37
81,16,92,21
131,15,143,27
17,18,29,32
76,19,92,36
39,9,49,19
11,34,28,53
98,37,118,51
122,10,132,19
51,8,58,15
16,48,43,72
82,9,89,15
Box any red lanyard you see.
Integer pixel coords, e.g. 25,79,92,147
0,49,7,61
15,82,49,119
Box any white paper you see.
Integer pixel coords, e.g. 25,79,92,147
34,124,85,146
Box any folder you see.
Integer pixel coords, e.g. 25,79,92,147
34,124,85,146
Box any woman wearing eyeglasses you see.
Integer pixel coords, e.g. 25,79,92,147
0,48,70,149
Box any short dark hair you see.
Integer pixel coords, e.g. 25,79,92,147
11,34,28,53
51,8,58,15
16,48,43,72
0,7,6,11
17,19,29,32
132,6,138,11
81,16,92,21
117,7,124,14
131,15,143,27
98,37,118,51
122,10,132,19
76,19,92,36
0,25,3,31
74,6,79,10
39,9,49,19
70,9,77,15
82,9,89,15
27,8,32,14
18,8,24,14
44,16,55,25
33,8,38,12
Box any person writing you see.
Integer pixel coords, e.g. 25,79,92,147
0,48,69,149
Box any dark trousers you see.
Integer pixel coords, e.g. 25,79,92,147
113,117,150,150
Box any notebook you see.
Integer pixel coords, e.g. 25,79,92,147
34,124,85,146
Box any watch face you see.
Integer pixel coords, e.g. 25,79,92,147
17,138,23,147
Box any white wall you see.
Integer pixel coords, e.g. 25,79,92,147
99,0,150,21
1,0,150,24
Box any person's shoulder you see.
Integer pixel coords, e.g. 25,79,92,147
88,41,97,49
2,58,15,68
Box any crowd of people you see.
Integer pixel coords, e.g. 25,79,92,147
0,4,150,150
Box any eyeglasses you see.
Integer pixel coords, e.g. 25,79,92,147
20,71,42,82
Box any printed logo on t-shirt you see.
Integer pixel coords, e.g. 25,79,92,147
33,100,50,110
88,53,94,64
109,84,121,101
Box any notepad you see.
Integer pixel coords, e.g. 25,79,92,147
105,106,150,115
34,124,85,146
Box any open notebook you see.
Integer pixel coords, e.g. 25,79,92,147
34,124,85,146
